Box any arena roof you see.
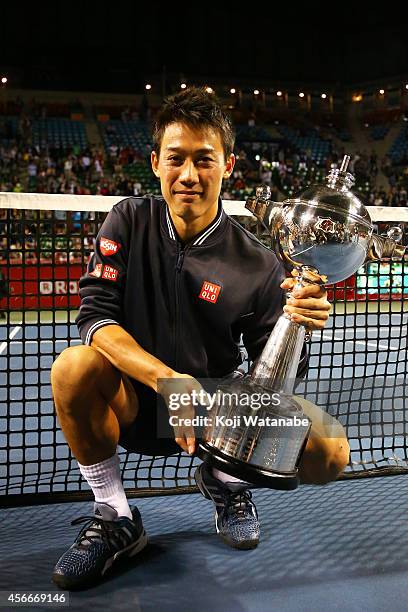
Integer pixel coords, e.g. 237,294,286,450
1,3,407,92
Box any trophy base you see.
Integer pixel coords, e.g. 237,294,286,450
196,442,299,490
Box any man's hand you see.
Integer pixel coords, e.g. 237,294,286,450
280,273,331,331
159,373,207,455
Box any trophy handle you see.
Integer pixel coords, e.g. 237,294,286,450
365,227,406,262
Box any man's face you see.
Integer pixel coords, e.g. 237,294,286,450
151,122,234,223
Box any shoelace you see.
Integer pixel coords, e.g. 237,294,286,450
226,490,254,518
71,515,121,552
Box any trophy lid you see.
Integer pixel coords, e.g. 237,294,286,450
292,155,372,227
246,153,405,287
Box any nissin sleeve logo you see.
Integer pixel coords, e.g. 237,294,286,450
100,237,121,257
199,281,221,304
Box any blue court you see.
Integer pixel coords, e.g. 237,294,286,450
1,476,408,611
1,302,407,610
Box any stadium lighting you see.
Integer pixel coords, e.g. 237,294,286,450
276,90,283,97
405,84,408,90
230,88,236,94
180,83,187,89
299,92,305,98
1,77,7,84
321,93,327,99
145,84,152,90
254,89,259,95
206,87,214,94
379,89,385,95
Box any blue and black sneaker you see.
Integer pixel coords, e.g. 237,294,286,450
52,502,148,590
195,462,260,550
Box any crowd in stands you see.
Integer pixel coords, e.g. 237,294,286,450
0,141,158,198
0,139,403,207
0,101,157,197
0,101,406,207
221,145,382,204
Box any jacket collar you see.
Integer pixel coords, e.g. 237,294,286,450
162,197,227,247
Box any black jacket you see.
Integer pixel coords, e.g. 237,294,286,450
76,195,308,379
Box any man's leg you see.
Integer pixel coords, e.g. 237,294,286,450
51,344,138,465
195,461,260,550
294,397,350,485
195,396,349,550
50,345,147,590
51,343,140,518
194,369,260,549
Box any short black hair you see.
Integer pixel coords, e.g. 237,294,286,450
153,87,235,160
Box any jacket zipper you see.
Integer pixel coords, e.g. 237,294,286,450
174,244,186,369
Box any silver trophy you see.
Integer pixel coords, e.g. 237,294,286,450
245,155,406,393
197,156,405,489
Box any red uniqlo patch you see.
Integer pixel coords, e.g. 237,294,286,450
89,263,102,278
102,265,119,282
100,237,121,256
199,281,221,304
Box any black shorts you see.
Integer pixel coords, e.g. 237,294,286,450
118,370,245,456
118,380,179,456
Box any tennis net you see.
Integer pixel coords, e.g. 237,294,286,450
0,193,407,507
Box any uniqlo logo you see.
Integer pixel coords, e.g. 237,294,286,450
100,237,121,256
199,281,221,304
89,263,102,278
102,265,118,282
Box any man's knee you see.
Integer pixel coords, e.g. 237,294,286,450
299,435,350,485
51,345,111,395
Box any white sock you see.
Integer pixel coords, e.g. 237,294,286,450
78,453,132,519
212,467,249,489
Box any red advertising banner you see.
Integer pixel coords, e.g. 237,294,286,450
1,262,405,311
0,261,85,309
